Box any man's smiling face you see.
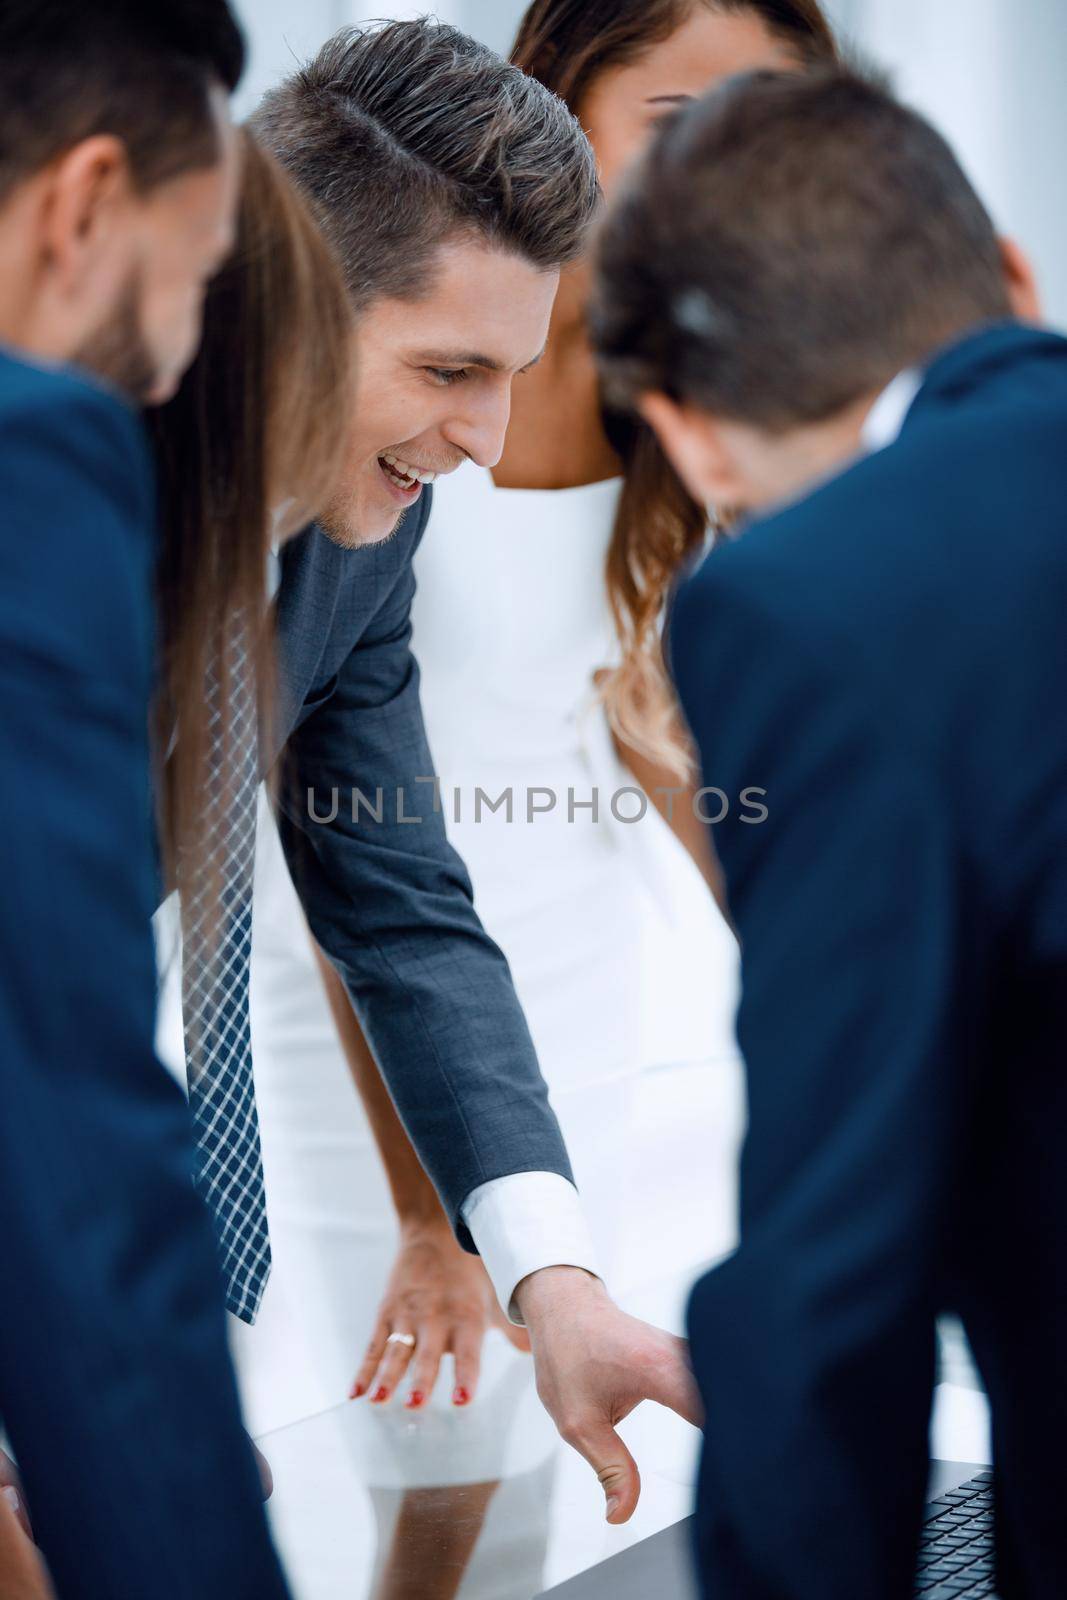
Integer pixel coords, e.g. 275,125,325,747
323,235,559,547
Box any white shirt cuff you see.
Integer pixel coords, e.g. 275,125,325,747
461,1172,601,1325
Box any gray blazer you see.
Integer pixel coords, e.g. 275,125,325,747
271,489,572,1238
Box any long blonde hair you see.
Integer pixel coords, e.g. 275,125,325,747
150,132,354,914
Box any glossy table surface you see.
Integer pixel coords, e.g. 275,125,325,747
240,1032,991,1599
259,1328,990,1599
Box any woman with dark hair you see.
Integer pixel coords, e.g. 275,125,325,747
151,129,354,912
506,0,838,792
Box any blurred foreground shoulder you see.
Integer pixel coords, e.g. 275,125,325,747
0,353,156,704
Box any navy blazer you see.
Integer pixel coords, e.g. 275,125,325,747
0,350,289,1599
272,495,572,1239
670,324,1067,1600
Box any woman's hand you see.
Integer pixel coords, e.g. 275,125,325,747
351,1218,530,1410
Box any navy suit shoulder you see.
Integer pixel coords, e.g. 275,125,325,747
0,355,155,714
677,322,1067,647
674,321,1067,901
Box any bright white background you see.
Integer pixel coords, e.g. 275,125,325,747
233,0,1067,328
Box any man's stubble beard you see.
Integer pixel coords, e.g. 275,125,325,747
319,497,409,550
74,272,158,404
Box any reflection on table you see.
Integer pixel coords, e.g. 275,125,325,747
259,1258,704,1600
259,1323,992,1600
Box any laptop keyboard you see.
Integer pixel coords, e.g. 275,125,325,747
916,1471,996,1597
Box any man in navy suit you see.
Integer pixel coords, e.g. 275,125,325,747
0,4,290,1596
594,70,1067,1598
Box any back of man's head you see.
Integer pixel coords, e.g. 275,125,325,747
593,70,1013,431
0,0,246,204
252,20,599,308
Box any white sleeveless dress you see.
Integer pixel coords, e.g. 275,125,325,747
409,465,736,1087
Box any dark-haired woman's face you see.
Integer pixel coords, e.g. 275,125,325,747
579,7,800,197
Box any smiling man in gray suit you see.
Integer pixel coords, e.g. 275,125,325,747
182,20,698,1524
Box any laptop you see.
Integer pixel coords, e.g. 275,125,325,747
537,1461,996,1599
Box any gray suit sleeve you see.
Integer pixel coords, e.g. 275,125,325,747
275,541,573,1241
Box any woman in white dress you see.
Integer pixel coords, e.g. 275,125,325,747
239,3,839,1591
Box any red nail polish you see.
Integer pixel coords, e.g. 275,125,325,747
406,1390,425,1410
452,1386,471,1407
371,1386,389,1404
351,1382,366,1399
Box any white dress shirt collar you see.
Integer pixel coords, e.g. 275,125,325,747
860,367,923,455
266,544,282,604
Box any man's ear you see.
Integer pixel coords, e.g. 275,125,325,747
639,390,742,509
40,136,133,295
999,236,1043,323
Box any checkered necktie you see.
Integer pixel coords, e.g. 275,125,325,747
181,622,270,1324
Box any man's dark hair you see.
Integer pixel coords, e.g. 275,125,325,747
0,1,245,204
593,70,1012,431
251,20,600,308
